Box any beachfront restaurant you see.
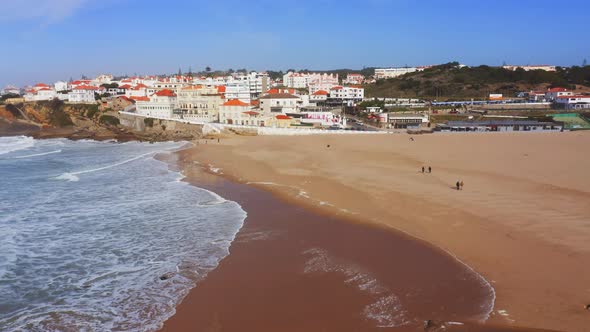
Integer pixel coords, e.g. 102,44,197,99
437,120,563,132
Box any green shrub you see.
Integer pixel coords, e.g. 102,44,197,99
99,115,120,126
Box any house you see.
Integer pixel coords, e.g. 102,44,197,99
135,89,177,118
528,91,546,102
545,88,573,101
344,73,365,85
219,99,254,125
68,85,98,103
224,82,251,103
1,85,20,95
177,85,223,122
267,114,294,128
259,93,300,113
554,95,590,109
125,84,149,98
438,120,563,132
310,90,329,102
24,84,58,101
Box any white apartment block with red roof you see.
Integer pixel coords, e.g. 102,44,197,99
310,90,329,102
135,89,178,119
125,84,149,98
259,93,301,113
219,99,265,126
24,84,58,101
309,83,338,95
545,88,573,101
68,86,98,103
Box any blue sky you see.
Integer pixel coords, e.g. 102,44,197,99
1,0,589,87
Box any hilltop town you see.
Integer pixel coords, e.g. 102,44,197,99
1,63,590,135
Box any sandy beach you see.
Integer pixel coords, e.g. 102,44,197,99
161,131,590,332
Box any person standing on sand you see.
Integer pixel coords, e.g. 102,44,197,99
456,181,460,190
428,166,432,173
460,180,464,190
422,166,425,173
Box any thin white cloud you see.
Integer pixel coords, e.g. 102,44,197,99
0,0,89,23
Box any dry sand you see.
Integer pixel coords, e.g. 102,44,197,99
179,131,590,332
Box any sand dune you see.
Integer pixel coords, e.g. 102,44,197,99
188,131,590,332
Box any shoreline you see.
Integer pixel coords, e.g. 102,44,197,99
159,132,590,332
157,145,554,332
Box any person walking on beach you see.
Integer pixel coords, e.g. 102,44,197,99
422,166,425,173
428,166,432,173
460,180,464,190
456,181,460,190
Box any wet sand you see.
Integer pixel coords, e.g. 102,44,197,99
160,131,590,332
158,149,554,332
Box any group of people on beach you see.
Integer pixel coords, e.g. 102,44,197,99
421,166,432,173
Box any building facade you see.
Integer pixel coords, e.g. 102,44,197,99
135,89,177,118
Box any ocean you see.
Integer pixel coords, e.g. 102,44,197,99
0,136,246,331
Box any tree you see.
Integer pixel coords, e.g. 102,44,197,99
188,66,193,78
583,58,588,67
178,67,182,76
205,66,211,72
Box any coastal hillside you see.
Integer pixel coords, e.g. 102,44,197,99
365,62,590,99
0,100,202,141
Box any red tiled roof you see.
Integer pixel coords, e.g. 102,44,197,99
217,86,226,93
312,90,329,95
250,100,260,106
243,111,259,116
118,96,134,102
120,84,132,89
548,87,567,92
223,99,249,106
275,115,291,120
154,89,176,97
38,87,52,91
130,96,150,101
133,83,148,89
330,86,343,90
34,83,49,87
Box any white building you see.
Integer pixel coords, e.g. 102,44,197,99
259,93,300,113
24,84,58,101
545,88,573,101
135,89,178,118
329,86,364,101
224,82,251,103
125,84,149,98
177,85,223,122
310,90,329,102
502,65,556,72
68,85,97,103
344,73,364,85
1,85,20,95
54,81,69,92
282,72,339,89
554,95,590,109
374,67,425,79
219,99,263,126
93,74,114,85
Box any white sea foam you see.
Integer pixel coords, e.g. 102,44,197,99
303,248,412,328
0,138,247,332
12,149,62,159
0,136,35,155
